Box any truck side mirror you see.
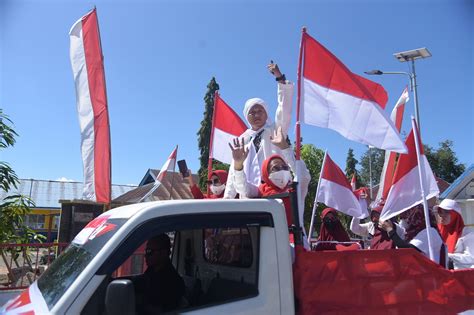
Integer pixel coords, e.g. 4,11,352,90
105,279,136,315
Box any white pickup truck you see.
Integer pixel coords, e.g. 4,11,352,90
1,199,296,314
2,198,474,314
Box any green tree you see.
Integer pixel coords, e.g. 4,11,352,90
345,148,360,184
424,140,465,183
196,78,228,190
300,144,325,235
0,110,38,244
359,147,385,188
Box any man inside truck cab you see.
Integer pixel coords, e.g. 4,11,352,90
133,233,185,314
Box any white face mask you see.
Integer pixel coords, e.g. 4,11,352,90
268,170,292,190
210,184,226,195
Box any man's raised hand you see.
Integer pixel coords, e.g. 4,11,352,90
270,126,290,150
267,62,282,78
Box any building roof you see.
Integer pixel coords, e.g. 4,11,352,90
440,164,474,200
0,179,137,209
112,170,200,205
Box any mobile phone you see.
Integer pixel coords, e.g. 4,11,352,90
177,160,190,178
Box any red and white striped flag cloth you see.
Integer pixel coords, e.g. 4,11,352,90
70,9,111,204
298,31,407,153
316,152,368,219
210,92,247,164
376,87,409,202
350,173,357,191
140,146,178,202
380,121,439,221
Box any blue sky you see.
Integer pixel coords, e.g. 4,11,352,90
1,0,472,185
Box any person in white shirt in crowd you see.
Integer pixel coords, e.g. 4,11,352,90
350,203,406,250
379,204,447,267
435,199,474,269
224,62,295,199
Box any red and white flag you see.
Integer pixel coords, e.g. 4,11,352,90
70,9,111,204
350,173,357,191
377,87,409,202
316,152,368,219
140,146,178,202
297,31,407,153
210,92,247,164
380,121,439,221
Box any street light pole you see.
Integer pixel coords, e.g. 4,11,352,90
410,59,421,132
364,47,431,135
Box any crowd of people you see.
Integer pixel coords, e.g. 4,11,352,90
178,61,473,271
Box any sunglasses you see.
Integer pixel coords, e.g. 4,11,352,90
207,178,221,185
270,165,289,172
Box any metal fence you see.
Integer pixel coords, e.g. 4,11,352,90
0,242,68,290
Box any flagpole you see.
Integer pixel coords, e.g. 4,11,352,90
167,145,179,200
139,182,158,202
308,149,327,242
295,27,306,161
411,117,435,261
207,91,219,195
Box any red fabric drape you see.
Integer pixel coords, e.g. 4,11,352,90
293,246,474,314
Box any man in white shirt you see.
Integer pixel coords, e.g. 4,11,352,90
224,62,295,199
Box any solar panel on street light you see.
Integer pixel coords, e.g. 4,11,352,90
393,48,432,62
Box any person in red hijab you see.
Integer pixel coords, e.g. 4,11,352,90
314,208,351,251
436,199,465,253
186,169,228,199
435,199,474,269
258,154,295,225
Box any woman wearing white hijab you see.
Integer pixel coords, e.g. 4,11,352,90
224,62,296,199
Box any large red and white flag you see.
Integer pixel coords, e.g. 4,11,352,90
140,146,178,202
380,122,439,221
298,31,407,153
210,92,247,164
70,9,111,204
376,87,409,202
316,152,368,219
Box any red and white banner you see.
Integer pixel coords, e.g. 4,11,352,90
210,92,247,164
380,122,439,221
316,152,368,219
140,146,178,202
70,9,111,204
377,87,409,202
298,31,407,153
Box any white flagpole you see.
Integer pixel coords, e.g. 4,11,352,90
138,181,161,202
411,117,435,261
308,149,327,241
167,145,179,200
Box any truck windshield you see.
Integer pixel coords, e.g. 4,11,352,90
37,217,126,310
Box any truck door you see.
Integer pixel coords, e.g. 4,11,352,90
74,211,282,315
